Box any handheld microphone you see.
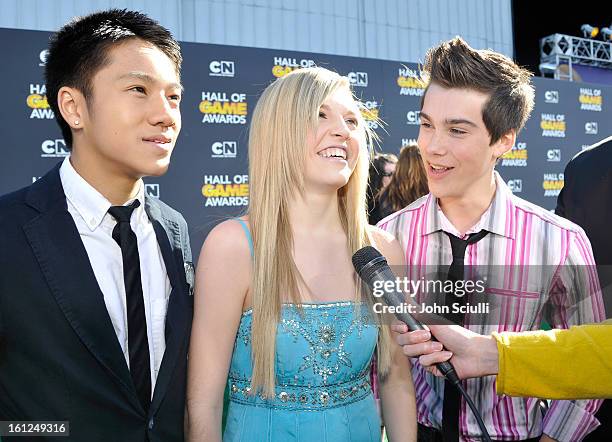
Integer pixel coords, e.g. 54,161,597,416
352,245,492,442
351,246,459,383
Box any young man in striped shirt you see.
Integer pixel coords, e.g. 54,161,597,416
378,37,605,442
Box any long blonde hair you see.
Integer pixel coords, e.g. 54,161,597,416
248,67,392,396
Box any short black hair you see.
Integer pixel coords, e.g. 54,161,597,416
45,9,182,148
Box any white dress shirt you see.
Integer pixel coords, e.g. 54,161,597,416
59,157,171,393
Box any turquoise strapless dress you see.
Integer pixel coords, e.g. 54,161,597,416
223,301,381,442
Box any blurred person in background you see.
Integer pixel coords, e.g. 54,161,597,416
367,153,397,223
371,143,428,224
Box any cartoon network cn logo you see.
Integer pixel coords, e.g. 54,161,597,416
39,49,49,67
212,141,237,158
347,72,368,87
544,90,559,104
406,110,421,125
546,149,561,162
209,60,235,77
507,179,523,193
145,184,160,198
585,122,598,135
41,139,69,158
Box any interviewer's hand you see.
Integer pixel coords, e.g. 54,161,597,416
390,321,499,379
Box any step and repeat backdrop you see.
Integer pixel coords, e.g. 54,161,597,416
1,27,610,255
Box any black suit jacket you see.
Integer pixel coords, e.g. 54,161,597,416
0,163,194,441
556,135,611,440
556,136,612,316
556,136,612,269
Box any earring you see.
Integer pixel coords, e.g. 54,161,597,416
74,119,80,125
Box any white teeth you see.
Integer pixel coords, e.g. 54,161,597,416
431,164,449,170
318,147,346,160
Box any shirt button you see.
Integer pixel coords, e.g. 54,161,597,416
148,418,154,430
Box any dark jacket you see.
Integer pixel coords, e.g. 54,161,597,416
0,163,193,441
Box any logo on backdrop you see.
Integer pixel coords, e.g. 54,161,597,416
397,66,425,96
211,141,238,158
402,138,417,147
41,139,68,158
500,142,528,167
540,113,565,138
546,149,561,162
348,71,368,87
209,60,235,77
27,83,54,119
579,88,602,111
507,179,523,193
201,174,249,207
544,90,559,104
38,49,49,67
585,122,598,135
543,173,564,197
272,56,316,78
406,110,421,125
144,184,160,198
199,91,247,124
361,101,380,129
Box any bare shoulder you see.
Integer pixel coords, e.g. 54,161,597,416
367,225,404,266
195,218,252,310
199,217,252,267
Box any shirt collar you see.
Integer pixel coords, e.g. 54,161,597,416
59,156,145,231
422,171,514,240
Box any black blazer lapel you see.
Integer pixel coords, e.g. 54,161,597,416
145,197,191,415
23,165,142,412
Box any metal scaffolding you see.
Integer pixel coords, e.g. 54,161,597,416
539,33,612,81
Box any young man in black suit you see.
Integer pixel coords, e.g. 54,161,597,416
0,10,193,441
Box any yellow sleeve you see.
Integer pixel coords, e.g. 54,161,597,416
493,320,612,399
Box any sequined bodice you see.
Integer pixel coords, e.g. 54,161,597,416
227,301,378,411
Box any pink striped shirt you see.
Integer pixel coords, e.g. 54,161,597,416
377,172,605,442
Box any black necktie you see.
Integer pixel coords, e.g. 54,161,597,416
443,230,489,326
441,229,489,442
108,200,151,413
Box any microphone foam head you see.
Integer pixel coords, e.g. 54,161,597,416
352,246,387,282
